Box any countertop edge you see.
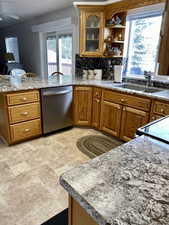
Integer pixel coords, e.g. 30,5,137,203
59,175,108,225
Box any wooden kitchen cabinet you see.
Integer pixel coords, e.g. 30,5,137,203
100,100,122,137
74,86,93,126
152,100,169,116
150,114,163,122
79,8,104,57
69,196,98,225
92,88,102,129
120,106,149,142
0,90,42,145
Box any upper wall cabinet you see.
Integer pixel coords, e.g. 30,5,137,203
79,8,105,57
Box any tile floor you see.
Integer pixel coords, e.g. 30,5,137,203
0,128,105,225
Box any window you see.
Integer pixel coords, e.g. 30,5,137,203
58,34,72,75
5,37,20,63
47,35,57,76
46,33,72,76
125,13,162,77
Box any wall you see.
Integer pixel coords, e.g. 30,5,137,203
0,30,6,63
1,6,79,77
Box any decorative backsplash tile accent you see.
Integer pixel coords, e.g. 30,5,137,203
75,54,123,80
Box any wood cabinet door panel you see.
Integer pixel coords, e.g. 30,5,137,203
92,98,101,129
120,107,149,142
74,87,93,126
100,101,122,137
69,197,98,225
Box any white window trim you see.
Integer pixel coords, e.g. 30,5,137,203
124,3,165,79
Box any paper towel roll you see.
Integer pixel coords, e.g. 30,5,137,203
114,65,123,83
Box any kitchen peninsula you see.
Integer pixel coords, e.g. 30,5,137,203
60,134,169,225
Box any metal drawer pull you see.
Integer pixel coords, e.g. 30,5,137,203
121,99,125,103
21,112,29,116
21,97,27,101
24,128,30,132
160,109,164,113
95,99,100,103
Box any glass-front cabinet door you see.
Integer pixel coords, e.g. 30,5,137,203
80,10,104,56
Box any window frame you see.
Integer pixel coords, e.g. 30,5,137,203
5,36,20,63
45,31,73,77
124,4,164,79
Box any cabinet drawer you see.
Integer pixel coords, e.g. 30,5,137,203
103,90,151,111
10,119,42,143
93,88,102,99
7,90,39,106
152,101,169,116
150,114,163,122
8,102,40,124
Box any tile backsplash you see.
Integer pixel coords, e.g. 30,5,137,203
75,54,123,80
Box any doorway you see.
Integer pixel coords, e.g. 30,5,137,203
46,33,73,77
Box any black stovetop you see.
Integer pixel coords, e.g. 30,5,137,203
137,116,169,144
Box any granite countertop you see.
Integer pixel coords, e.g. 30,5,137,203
60,135,169,225
1,75,169,101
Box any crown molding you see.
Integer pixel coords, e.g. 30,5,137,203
73,0,121,7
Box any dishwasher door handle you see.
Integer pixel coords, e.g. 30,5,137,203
42,90,72,96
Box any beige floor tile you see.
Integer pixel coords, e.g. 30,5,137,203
10,161,31,177
0,127,109,225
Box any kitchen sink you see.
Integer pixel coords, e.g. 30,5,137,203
116,83,163,93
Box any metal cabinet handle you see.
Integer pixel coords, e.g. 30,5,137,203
21,112,29,116
21,97,27,101
24,128,30,132
160,109,164,113
121,99,126,103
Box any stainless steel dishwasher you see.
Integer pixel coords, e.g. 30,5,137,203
41,86,73,134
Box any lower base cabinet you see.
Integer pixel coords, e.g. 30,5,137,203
120,106,149,142
100,101,122,137
69,196,98,225
74,87,93,126
150,114,163,122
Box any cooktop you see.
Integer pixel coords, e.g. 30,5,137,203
137,116,169,144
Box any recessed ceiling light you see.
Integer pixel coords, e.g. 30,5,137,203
0,17,3,21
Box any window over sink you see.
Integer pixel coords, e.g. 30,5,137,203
124,5,164,78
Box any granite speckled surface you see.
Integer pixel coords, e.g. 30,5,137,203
1,75,169,101
60,135,169,225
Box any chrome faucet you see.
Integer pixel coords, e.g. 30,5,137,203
144,71,152,87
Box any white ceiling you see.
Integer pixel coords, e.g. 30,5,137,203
0,0,75,27
0,0,109,28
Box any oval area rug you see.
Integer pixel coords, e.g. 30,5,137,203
77,135,123,158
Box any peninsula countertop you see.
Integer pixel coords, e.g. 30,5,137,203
60,135,169,225
1,75,169,101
